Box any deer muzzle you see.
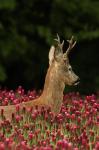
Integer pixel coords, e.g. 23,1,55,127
73,77,80,86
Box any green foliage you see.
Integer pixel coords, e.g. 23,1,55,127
0,65,6,81
0,0,99,93
0,0,16,9
50,0,99,40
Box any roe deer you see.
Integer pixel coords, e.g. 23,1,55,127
0,35,80,121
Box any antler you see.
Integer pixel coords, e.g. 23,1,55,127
66,36,76,55
54,34,64,52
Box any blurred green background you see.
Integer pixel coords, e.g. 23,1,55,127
0,0,99,94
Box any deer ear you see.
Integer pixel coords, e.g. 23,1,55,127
49,46,55,66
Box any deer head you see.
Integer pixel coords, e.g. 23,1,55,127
49,34,80,86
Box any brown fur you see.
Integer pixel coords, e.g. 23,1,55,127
0,35,79,121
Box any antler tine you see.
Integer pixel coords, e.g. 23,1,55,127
54,34,64,51
66,36,76,55
54,33,61,43
61,40,64,49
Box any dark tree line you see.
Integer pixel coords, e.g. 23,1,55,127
0,0,99,93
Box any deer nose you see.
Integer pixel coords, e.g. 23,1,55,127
77,77,80,82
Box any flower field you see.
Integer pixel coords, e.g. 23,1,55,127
0,86,99,150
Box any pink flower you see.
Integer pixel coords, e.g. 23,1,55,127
15,115,21,122
71,114,75,120
95,142,99,150
0,142,5,150
15,104,20,112
28,133,33,140
31,113,36,120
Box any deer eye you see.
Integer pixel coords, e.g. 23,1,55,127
68,67,72,71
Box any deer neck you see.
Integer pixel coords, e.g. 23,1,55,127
41,63,65,113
